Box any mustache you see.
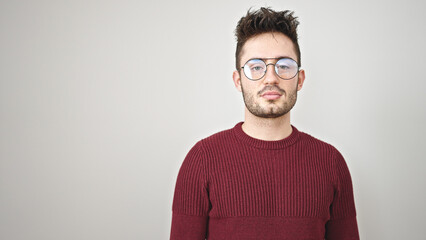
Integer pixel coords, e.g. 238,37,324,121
259,86,285,95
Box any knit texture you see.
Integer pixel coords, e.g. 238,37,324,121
170,122,359,240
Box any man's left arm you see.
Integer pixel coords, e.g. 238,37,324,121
325,148,360,240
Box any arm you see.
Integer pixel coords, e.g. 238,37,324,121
170,141,210,240
325,149,360,240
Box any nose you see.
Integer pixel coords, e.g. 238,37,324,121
263,63,280,84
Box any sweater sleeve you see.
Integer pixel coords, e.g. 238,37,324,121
170,140,211,240
325,149,360,240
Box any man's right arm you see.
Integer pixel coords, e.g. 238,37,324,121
170,141,210,240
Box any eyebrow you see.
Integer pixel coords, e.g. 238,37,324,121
242,56,300,68
246,56,294,62
256,56,292,60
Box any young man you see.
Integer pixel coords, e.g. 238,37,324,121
170,7,359,240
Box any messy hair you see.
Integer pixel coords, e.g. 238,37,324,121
234,7,301,70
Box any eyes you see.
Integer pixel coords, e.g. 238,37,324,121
248,61,292,72
277,64,290,70
242,57,299,80
250,65,265,71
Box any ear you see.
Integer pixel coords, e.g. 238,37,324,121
233,70,242,92
296,69,305,91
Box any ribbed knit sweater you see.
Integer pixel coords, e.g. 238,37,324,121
170,122,359,240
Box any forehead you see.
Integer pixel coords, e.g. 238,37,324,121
240,32,297,64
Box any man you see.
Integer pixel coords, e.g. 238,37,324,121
170,7,359,240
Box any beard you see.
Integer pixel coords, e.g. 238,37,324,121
241,81,298,119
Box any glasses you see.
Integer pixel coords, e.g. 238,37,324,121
241,57,300,81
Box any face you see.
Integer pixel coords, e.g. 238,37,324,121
233,32,305,119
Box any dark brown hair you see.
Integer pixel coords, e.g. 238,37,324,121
234,7,301,70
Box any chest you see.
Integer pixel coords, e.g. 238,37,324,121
207,150,335,218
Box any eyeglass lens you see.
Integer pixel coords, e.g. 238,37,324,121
243,58,298,80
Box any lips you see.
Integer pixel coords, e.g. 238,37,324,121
261,91,282,97
261,91,282,100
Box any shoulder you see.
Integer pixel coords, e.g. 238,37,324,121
197,125,236,149
180,125,236,161
297,128,351,173
297,128,350,182
296,127,341,155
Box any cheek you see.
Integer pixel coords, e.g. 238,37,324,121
241,80,258,94
281,81,298,92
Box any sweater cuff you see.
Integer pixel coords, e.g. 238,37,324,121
170,212,209,240
325,216,360,240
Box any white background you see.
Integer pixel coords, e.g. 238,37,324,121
1,0,425,239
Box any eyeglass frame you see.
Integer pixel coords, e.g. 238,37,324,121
240,57,301,81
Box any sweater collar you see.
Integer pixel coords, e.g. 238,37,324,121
233,121,300,150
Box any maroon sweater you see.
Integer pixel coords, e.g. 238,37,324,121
170,122,359,240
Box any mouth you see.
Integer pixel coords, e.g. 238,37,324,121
261,91,282,100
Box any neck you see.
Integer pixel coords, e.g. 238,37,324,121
242,108,293,141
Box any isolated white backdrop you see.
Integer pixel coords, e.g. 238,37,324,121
1,0,425,239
